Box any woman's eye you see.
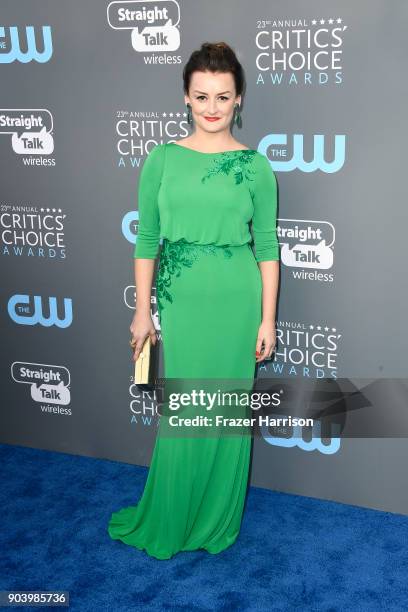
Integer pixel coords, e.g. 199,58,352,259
196,96,230,101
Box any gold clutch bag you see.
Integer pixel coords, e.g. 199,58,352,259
134,336,157,388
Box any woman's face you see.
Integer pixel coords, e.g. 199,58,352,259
185,70,241,134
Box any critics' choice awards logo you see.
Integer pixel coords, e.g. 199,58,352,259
260,133,345,173
8,294,73,328
278,219,335,282
130,386,161,428
0,110,56,162
115,110,189,167
1,204,67,259
258,320,342,380
0,25,52,63
11,362,72,415
107,0,182,54
255,17,347,85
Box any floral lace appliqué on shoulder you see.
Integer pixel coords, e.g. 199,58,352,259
201,149,258,185
157,238,233,312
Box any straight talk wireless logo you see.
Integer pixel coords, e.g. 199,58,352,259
277,219,335,282
124,283,161,332
107,0,182,61
11,362,72,416
0,110,56,164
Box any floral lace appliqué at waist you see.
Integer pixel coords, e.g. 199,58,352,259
156,238,233,312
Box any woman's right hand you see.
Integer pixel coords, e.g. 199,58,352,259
130,310,157,362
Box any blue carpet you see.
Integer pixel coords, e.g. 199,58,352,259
1,442,407,611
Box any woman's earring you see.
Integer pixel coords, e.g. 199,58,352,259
186,103,193,125
233,103,242,128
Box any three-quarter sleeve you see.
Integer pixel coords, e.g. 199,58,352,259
133,143,165,259
251,154,280,262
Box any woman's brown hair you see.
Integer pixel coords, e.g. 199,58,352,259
182,42,245,97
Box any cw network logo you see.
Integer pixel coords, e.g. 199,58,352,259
0,26,53,63
258,133,345,173
261,417,341,454
123,209,163,252
8,294,73,328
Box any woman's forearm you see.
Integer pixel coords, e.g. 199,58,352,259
134,258,156,315
258,260,279,324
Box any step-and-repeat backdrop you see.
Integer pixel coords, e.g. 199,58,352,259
2,1,408,515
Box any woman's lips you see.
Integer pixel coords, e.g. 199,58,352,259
204,117,221,122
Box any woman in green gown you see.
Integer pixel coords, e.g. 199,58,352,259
108,42,280,560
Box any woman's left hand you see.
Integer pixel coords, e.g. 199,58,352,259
255,320,276,363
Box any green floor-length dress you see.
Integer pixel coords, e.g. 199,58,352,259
107,141,280,559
